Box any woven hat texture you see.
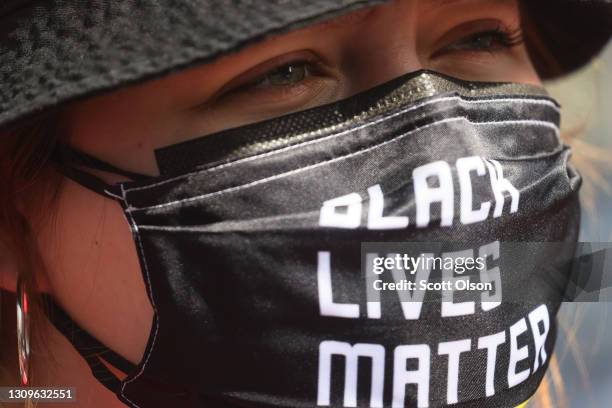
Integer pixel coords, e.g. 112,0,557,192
0,0,610,129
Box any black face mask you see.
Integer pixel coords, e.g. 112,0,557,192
47,70,581,408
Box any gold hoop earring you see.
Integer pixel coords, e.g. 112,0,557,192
16,277,30,386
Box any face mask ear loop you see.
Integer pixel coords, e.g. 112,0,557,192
56,162,117,198
53,144,152,199
41,294,133,396
56,145,151,181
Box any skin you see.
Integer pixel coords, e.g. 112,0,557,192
1,0,542,406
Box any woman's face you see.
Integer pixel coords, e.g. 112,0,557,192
8,0,541,388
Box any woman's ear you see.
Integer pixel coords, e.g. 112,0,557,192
0,239,52,294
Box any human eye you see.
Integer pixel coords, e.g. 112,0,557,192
251,60,313,88
448,26,523,53
432,20,524,58
213,51,338,105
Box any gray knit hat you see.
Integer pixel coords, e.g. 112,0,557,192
1,0,611,129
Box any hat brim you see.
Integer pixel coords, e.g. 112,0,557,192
1,0,610,129
522,0,612,80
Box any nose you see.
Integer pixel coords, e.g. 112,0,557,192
340,0,422,94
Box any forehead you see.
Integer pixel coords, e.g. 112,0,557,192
259,0,520,54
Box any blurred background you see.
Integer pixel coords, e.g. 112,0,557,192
533,41,612,407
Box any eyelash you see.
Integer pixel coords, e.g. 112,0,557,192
443,25,524,53
227,25,524,96
249,60,318,89
493,25,524,47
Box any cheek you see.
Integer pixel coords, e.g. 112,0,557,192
35,179,153,364
428,46,543,85
514,45,542,86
